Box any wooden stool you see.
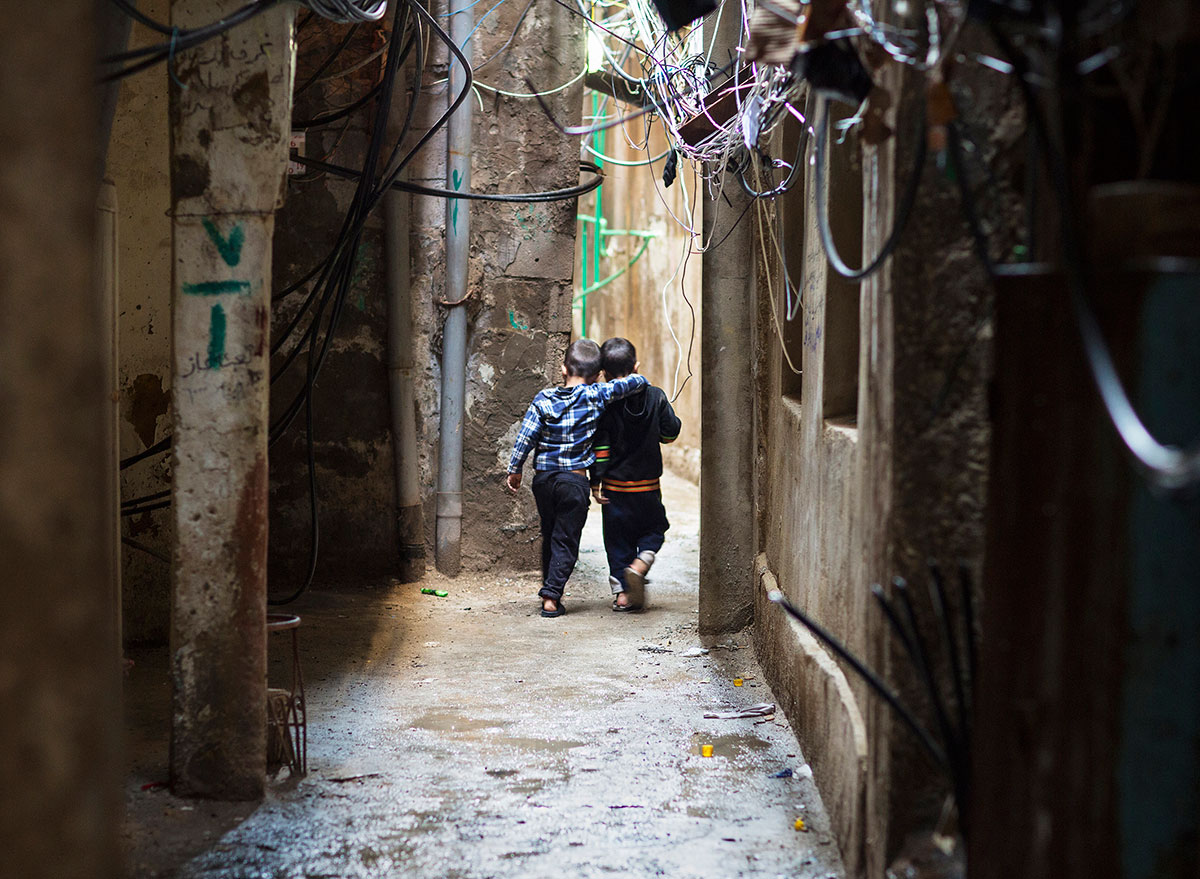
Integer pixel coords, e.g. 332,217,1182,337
266,613,306,775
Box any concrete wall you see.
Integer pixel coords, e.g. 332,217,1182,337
107,4,586,627
406,0,583,572
748,52,1022,876
268,20,400,588
582,126,702,482
107,0,174,642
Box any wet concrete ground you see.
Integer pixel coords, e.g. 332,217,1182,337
123,470,845,878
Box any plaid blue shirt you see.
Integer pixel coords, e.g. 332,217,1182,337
508,374,649,474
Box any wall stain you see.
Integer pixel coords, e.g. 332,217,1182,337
127,372,170,449
172,154,210,201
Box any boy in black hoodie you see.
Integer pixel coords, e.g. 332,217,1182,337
590,338,682,611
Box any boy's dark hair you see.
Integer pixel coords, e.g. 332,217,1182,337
600,337,637,378
564,338,602,378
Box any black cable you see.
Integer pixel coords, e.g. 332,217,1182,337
121,500,171,517
269,0,425,605
813,93,927,282
293,82,384,129
767,588,950,773
120,436,171,470
928,561,971,762
704,196,755,253
108,0,173,34
737,129,808,199
122,489,171,507
99,0,280,83
893,577,962,768
295,23,361,96
122,535,171,564
292,155,605,202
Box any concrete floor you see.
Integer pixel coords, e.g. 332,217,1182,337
123,470,845,878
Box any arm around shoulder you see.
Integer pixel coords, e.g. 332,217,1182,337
603,372,649,401
658,389,682,443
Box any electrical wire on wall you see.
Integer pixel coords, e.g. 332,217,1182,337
111,0,614,597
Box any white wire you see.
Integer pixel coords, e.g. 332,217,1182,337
474,67,587,97
301,0,388,23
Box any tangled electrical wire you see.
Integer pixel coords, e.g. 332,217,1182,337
111,0,609,602
100,0,394,82
563,0,1198,491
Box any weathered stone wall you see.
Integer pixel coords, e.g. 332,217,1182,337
107,0,174,643
268,19,399,589
581,125,702,482
110,4,586,632
749,50,1021,877
407,0,584,573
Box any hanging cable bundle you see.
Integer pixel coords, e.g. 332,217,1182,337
301,0,388,22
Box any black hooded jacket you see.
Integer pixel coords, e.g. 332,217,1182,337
589,384,681,486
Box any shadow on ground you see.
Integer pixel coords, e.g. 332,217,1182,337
122,470,844,879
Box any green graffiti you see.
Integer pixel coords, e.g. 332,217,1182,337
201,218,245,267
207,304,226,369
182,280,251,296
508,309,529,331
451,169,462,232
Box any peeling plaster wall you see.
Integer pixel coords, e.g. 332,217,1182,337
749,53,1021,877
268,19,399,587
269,3,582,584
582,126,702,483
108,4,585,620
107,0,174,643
408,0,584,573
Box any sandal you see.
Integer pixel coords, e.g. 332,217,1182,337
622,566,647,609
540,600,566,618
612,598,641,613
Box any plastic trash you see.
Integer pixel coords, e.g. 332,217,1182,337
771,768,793,778
420,588,449,597
794,817,808,832
704,703,775,719
733,678,744,687
681,647,709,657
700,744,714,757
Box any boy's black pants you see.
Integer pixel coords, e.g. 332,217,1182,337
531,470,591,602
601,489,669,591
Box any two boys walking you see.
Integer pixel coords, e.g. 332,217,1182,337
506,338,680,618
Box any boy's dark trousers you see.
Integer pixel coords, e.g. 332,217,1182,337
531,470,591,602
601,490,669,591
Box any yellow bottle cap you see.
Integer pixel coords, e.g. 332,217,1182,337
700,744,714,757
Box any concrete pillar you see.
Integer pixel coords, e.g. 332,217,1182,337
0,4,122,877
168,0,295,799
698,1,757,635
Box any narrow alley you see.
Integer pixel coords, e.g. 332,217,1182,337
4,2,1200,878
125,472,844,878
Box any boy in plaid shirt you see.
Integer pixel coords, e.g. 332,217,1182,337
506,339,648,617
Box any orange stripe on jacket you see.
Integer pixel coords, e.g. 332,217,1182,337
603,478,661,493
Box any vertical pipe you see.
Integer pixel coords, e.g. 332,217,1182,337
95,0,132,175
168,0,295,799
386,69,426,582
436,0,473,575
97,181,122,651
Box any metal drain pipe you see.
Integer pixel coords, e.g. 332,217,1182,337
435,0,472,575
